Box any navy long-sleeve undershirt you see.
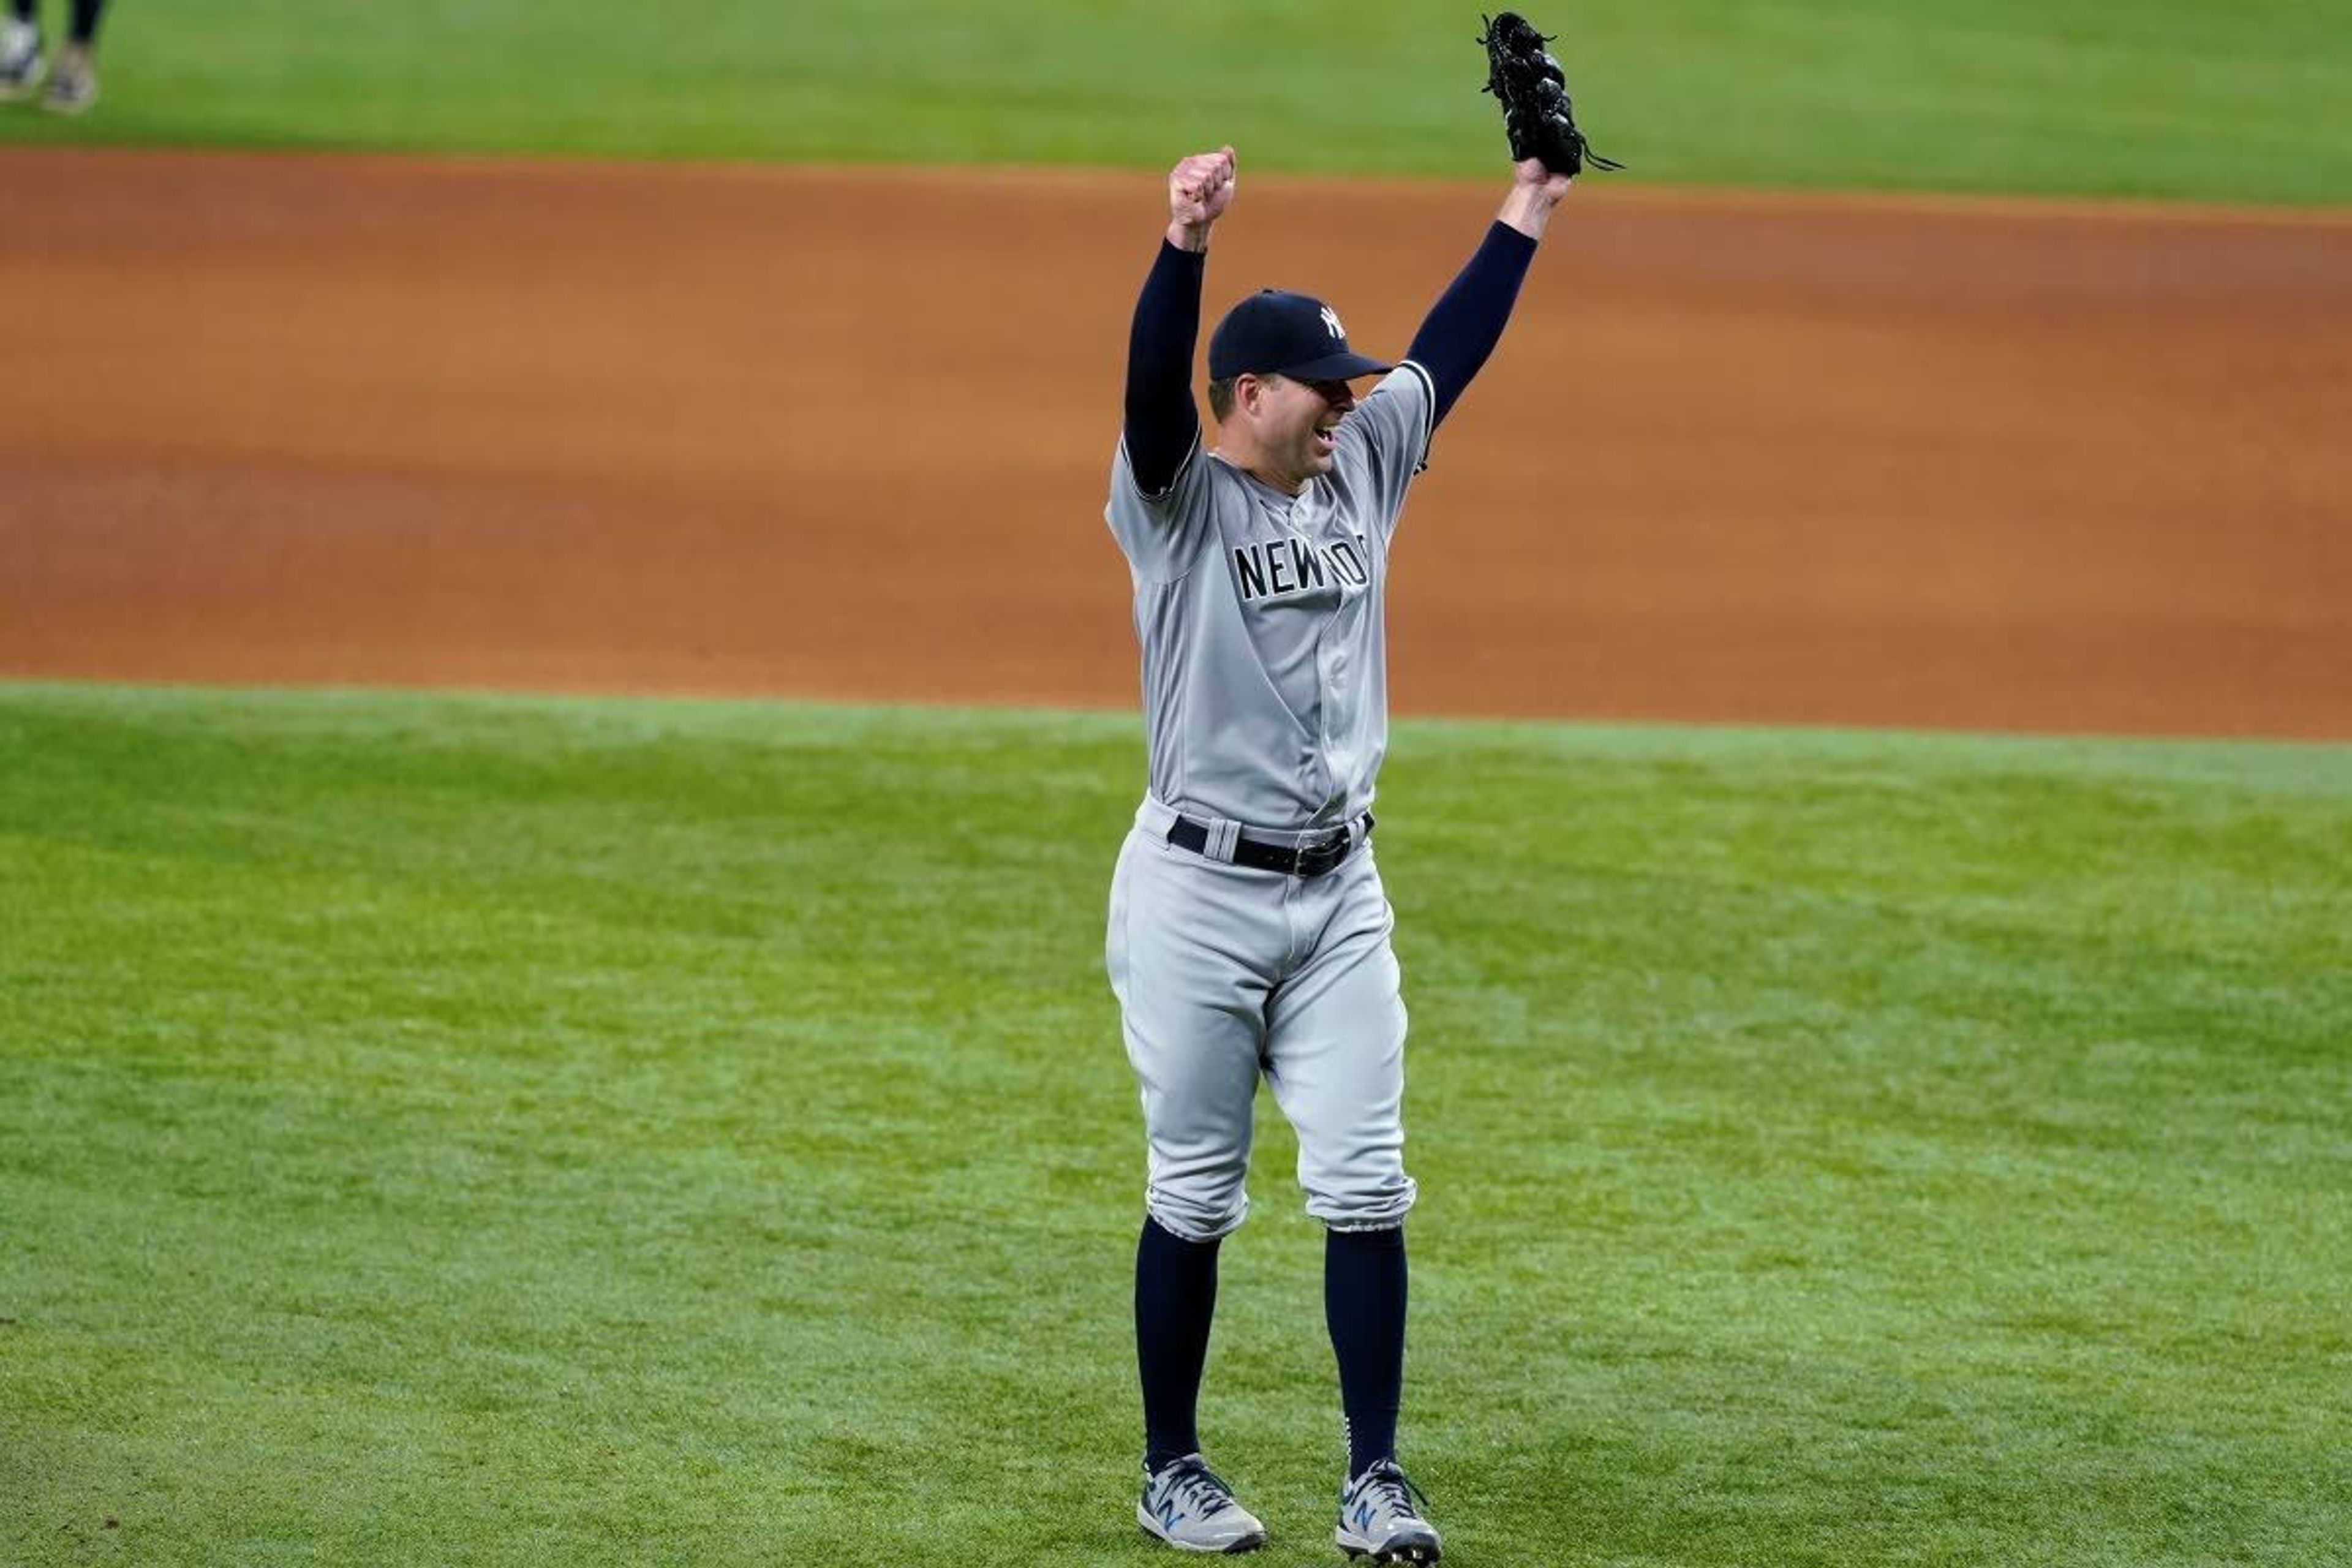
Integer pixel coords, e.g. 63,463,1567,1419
1121,218,1540,494
1406,221,1538,429
1123,240,1208,497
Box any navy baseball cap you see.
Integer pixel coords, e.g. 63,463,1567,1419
1208,290,1393,383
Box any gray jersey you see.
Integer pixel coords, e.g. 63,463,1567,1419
1105,361,1436,831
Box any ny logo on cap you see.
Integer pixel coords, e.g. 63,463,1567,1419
1320,306,1344,340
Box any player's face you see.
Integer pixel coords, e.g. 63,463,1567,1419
1248,374,1357,489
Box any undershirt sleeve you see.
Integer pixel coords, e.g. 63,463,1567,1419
1404,221,1539,430
1122,238,1208,499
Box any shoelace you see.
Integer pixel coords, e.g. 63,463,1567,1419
1356,1461,1432,1520
1159,1460,1240,1518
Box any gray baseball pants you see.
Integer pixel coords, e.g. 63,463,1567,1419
1107,796,1418,1242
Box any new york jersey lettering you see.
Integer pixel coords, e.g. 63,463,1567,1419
1231,533,1373,603
1103,361,1431,827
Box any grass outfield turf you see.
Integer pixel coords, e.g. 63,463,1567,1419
2,684,2347,1566
1,1,2350,205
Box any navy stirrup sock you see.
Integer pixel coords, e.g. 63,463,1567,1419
1325,1224,1408,1477
1136,1216,1222,1473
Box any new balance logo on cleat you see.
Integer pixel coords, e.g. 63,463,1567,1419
1138,1453,1268,1554
1335,1458,1442,1563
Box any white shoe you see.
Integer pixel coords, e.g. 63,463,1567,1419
40,45,94,114
1138,1452,1268,1554
0,20,43,100
1336,1458,1442,1562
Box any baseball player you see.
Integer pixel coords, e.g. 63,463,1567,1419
1107,143,1577,1561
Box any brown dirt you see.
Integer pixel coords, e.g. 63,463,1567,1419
4,148,2347,737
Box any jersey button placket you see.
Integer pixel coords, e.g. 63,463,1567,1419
1309,633,1345,812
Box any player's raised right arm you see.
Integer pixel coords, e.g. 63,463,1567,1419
1123,147,1235,497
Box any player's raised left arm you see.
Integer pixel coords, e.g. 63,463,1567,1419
1404,159,1574,430
1496,156,1575,241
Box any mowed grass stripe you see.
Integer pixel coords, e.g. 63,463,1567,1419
2,684,2346,1567
1,0,2350,205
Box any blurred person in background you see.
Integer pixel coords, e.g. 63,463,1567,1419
0,0,108,114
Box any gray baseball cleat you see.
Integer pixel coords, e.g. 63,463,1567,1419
39,46,95,115
1137,1452,1268,1554
1336,1458,1442,1563
0,20,43,100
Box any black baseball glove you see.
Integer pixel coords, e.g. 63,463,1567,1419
1479,11,1623,178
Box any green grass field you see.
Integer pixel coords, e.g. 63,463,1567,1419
2,0,2350,203
5,2,2345,1562
4,684,2346,1566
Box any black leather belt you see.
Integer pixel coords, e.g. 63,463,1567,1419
1167,812,1373,878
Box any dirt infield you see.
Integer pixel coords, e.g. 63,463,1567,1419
4,149,2346,737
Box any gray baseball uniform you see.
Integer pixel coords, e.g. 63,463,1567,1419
1105,360,1436,1241
1115,162,1548,1545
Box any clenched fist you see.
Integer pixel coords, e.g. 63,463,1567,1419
1167,146,1237,251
